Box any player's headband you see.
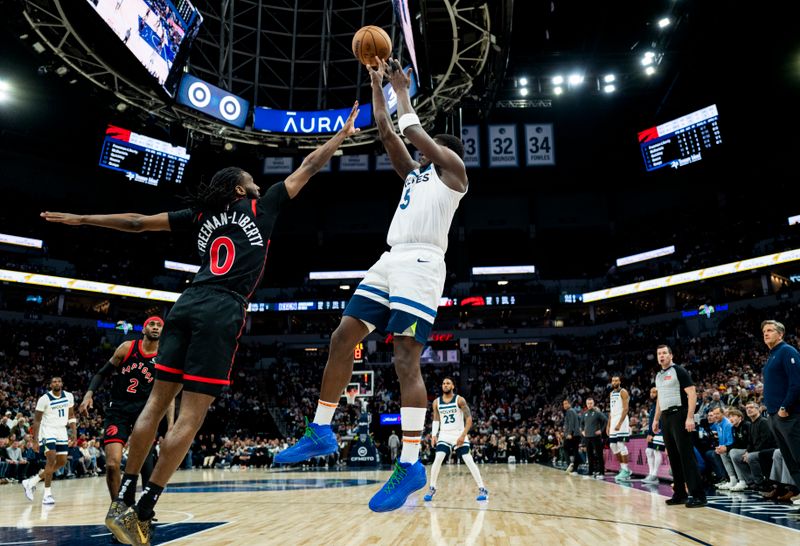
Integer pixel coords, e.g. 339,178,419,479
143,316,164,328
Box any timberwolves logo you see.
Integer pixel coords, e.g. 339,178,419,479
357,447,368,457
106,425,119,437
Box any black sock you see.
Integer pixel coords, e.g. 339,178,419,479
118,473,139,506
136,483,164,520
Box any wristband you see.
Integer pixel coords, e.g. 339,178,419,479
68,418,77,424
431,421,440,436
398,113,421,136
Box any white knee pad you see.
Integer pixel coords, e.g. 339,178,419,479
618,444,629,456
610,442,621,455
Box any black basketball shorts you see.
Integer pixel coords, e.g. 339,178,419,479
103,409,139,446
155,285,248,397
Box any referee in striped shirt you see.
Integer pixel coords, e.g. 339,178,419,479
653,344,707,507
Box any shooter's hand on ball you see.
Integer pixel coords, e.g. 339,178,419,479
368,57,389,86
387,58,412,91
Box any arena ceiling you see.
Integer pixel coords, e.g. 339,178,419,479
4,0,739,146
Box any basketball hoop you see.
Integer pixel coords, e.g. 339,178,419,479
345,386,359,406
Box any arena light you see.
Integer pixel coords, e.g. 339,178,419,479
603,84,616,93
616,245,675,267
603,74,616,83
583,247,800,303
567,74,584,86
645,66,657,76
0,268,180,302
309,270,368,280
788,214,800,226
472,265,536,275
0,81,10,103
552,75,564,85
520,88,529,97
0,233,43,249
658,17,671,28
164,260,200,273
518,77,528,86
554,86,563,95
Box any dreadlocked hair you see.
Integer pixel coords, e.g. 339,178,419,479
184,167,245,211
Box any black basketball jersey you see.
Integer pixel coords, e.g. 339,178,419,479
168,181,290,300
109,339,157,414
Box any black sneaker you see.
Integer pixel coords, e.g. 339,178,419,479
109,507,153,546
685,497,708,508
665,496,689,505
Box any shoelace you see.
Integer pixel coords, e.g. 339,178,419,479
384,462,408,492
302,417,320,444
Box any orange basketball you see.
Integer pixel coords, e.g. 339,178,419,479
352,25,392,67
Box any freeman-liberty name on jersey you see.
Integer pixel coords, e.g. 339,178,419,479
168,181,290,299
197,210,264,254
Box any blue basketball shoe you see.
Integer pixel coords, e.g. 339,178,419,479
369,460,427,512
423,486,437,502
274,418,338,464
476,487,489,501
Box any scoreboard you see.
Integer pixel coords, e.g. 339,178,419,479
638,105,722,172
99,125,190,186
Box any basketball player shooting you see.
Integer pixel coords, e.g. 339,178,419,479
275,57,468,513
40,103,361,545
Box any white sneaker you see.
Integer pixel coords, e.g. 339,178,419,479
22,479,36,501
42,494,55,505
731,481,748,492
642,475,659,484
566,463,574,473
716,480,732,490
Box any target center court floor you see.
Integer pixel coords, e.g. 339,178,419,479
1,465,798,545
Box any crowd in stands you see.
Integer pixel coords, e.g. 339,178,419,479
1,298,799,510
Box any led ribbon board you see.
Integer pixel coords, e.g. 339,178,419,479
584,248,800,302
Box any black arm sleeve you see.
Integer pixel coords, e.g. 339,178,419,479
167,208,198,232
87,361,116,394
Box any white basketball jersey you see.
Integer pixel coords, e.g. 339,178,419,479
438,394,464,433
35,390,74,432
609,390,629,433
386,164,466,252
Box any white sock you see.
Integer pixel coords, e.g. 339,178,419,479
429,451,446,488
44,487,52,496
313,399,338,425
621,462,629,471
462,453,484,488
645,448,655,475
29,474,42,486
400,437,421,463
399,407,427,463
652,450,663,474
